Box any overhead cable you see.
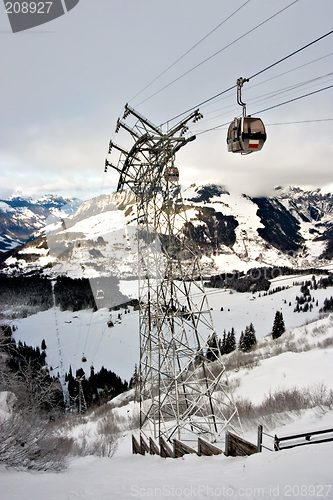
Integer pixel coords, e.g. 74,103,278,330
266,118,333,126
196,84,333,134
202,71,333,122
129,0,252,105
240,51,333,94
247,72,333,107
136,0,299,110
165,28,333,126
198,118,333,132
248,30,333,80
253,84,333,115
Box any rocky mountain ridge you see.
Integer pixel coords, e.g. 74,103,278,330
0,194,81,253
0,185,332,278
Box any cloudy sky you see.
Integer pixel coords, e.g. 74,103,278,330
1,0,333,200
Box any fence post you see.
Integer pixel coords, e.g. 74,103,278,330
257,425,263,453
225,431,229,457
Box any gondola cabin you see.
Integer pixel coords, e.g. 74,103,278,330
96,289,104,300
82,355,87,363
227,116,266,154
165,166,179,182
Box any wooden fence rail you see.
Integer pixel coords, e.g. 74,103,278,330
225,431,257,457
132,433,256,458
132,426,333,458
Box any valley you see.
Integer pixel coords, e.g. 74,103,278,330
1,186,333,499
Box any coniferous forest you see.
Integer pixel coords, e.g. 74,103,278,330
0,274,133,316
66,365,128,411
0,324,129,414
0,275,53,316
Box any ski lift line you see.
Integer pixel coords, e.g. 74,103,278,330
197,54,333,118
137,0,300,111
245,72,333,104
253,83,333,116
196,84,333,135
248,29,333,81
266,118,333,126
244,51,333,93
209,70,325,123
163,27,333,126
91,321,109,365
129,0,252,105
244,74,333,109
175,63,333,138
184,51,333,128
74,311,85,363
51,283,70,408
193,71,333,126
195,117,333,134
211,51,333,113
81,308,94,363
197,79,333,132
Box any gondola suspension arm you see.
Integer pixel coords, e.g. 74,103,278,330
237,77,249,116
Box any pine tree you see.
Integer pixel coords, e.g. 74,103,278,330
272,311,285,339
129,364,139,389
240,323,257,351
206,332,219,361
220,330,227,355
225,328,236,354
238,331,244,350
247,322,257,350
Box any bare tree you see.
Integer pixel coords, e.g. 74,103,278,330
0,325,71,470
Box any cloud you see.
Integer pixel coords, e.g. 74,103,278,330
1,0,333,201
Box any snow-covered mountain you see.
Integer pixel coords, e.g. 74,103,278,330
0,185,332,277
0,194,82,253
183,184,333,269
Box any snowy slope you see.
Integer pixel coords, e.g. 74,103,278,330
2,431,333,500
207,271,333,339
2,310,333,499
9,275,333,382
11,305,139,382
2,271,333,499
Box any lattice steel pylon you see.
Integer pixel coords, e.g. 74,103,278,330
105,104,241,445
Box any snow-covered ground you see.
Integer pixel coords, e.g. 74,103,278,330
1,426,333,500
2,277,333,499
1,384,333,499
207,278,333,341
11,306,139,382
8,276,333,382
